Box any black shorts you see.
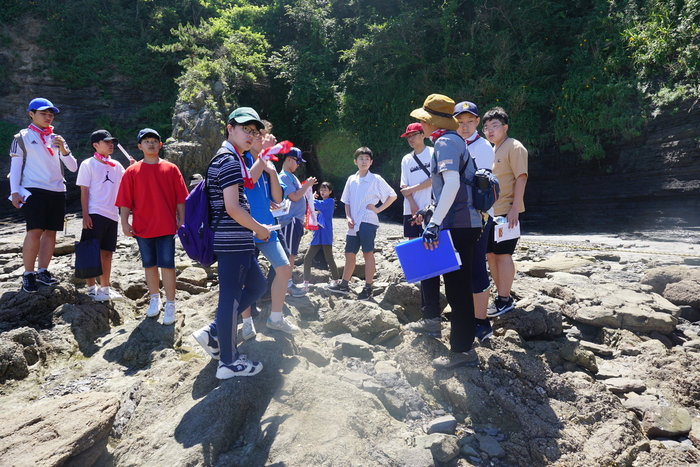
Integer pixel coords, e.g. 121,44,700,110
485,217,520,255
81,214,118,252
403,214,423,238
23,188,65,231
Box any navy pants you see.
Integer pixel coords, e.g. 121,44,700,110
210,252,266,364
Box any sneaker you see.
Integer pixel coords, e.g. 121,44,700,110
192,326,220,360
328,281,350,295
404,318,441,336
358,284,373,301
88,287,110,302
101,287,123,301
146,295,162,318
432,349,479,369
288,284,307,298
36,270,58,286
324,279,339,289
267,317,300,334
163,302,176,325
475,321,493,342
487,296,515,318
242,321,257,341
22,273,39,293
216,355,263,379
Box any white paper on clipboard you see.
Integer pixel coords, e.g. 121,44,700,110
271,199,291,218
7,186,32,205
494,222,520,242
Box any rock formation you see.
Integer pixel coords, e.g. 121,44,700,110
1,216,699,467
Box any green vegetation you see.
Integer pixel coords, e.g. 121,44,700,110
3,0,699,186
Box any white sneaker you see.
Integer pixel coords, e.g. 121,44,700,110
88,287,110,302
146,295,162,317
216,355,263,379
192,326,220,360
266,317,300,334
101,287,123,301
163,301,176,325
242,321,257,341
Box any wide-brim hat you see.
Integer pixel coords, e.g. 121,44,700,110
410,94,459,131
228,107,264,130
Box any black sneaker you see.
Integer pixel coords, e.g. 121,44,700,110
475,321,493,342
36,270,59,286
487,296,514,317
328,281,350,295
358,284,373,300
22,272,39,293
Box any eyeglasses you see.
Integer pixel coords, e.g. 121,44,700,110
240,126,261,138
483,124,503,132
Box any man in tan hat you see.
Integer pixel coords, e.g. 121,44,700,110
406,94,483,369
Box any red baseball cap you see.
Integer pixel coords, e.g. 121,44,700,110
400,122,424,137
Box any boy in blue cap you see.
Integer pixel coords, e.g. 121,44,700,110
9,98,77,293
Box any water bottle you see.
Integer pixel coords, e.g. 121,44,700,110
495,216,507,225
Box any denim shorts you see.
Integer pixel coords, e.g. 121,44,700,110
256,239,290,269
135,234,176,269
345,222,378,254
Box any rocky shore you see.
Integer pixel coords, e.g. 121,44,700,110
1,216,699,467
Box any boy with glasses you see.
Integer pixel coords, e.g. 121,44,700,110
115,128,189,325
481,107,528,317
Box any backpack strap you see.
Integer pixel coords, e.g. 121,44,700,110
205,148,236,230
411,151,431,178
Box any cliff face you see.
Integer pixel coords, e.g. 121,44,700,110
526,101,700,231
0,18,165,203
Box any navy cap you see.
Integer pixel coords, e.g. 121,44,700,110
90,130,118,145
138,128,161,143
285,147,306,163
453,101,479,118
28,98,59,113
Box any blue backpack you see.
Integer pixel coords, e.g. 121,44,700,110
177,150,228,267
459,136,500,212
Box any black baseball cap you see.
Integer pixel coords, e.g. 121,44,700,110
90,130,118,144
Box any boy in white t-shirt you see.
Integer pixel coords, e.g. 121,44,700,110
76,130,129,301
399,122,434,236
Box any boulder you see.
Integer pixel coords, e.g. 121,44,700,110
519,254,594,278
561,343,598,373
642,406,692,437
0,392,119,466
664,280,700,308
604,378,647,394
177,267,208,287
415,433,460,463
323,300,400,342
641,266,700,294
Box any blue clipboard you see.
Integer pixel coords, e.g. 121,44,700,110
394,230,462,283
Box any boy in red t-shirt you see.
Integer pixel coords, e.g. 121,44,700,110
115,128,188,325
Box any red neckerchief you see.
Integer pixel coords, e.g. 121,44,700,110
465,134,481,145
429,128,448,143
222,141,254,189
29,124,55,156
94,152,116,167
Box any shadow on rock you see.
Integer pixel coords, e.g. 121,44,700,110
103,316,177,372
